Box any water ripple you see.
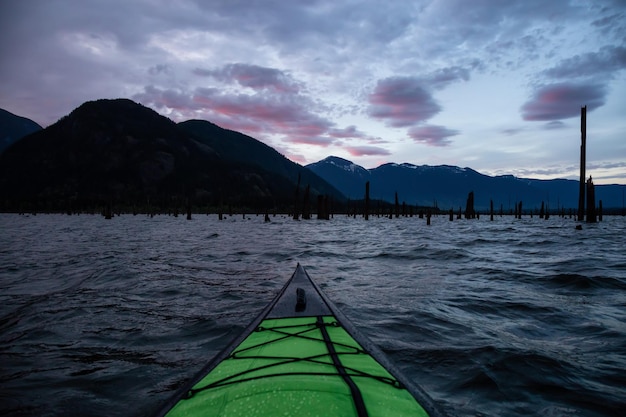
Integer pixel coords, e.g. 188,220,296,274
1,214,625,416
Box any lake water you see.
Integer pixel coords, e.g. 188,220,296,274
1,213,625,416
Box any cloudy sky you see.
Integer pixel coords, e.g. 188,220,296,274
1,1,625,183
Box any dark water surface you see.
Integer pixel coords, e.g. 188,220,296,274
1,213,625,416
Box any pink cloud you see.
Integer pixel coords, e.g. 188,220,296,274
408,125,458,147
286,136,334,146
345,145,391,156
368,76,441,127
135,84,337,146
521,83,606,121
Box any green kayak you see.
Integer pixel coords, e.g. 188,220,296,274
155,264,447,417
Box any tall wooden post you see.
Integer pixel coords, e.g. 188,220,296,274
578,106,586,221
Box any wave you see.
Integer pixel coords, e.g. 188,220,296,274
542,273,626,291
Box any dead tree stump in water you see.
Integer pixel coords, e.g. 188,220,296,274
302,185,311,220
104,201,112,220
449,208,454,221
293,173,301,220
394,192,399,218
316,195,330,220
364,182,370,220
490,200,494,221
464,191,475,219
586,176,597,223
599,200,603,221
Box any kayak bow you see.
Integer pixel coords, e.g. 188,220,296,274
155,264,447,417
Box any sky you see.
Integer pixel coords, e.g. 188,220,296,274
1,0,625,184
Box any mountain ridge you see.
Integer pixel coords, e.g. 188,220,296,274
0,108,42,154
0,99,344,212
307,156,625,210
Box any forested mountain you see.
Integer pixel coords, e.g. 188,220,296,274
0,99,343,212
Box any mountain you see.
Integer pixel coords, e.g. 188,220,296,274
0,108,42,154
307,157,626,211
0,99,343,212
305,156,371,198
178,120,342,200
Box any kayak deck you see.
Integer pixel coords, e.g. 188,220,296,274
157,265,445,417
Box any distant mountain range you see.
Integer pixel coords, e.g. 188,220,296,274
1,99,624,212
306,156,625,211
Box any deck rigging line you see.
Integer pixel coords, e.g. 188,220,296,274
183,318,402,405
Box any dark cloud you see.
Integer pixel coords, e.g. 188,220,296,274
521,83,607,121
408,125,458,147
193,64,301,93
368,77,441,127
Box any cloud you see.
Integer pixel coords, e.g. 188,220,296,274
285,136,335,147
345,145,391,157
408,125,458,147
521,83,607,121
193,63,301,93
328,125,366,139
543,121,565,130
367,76,441,127
502,127,524,136
148,64,172,76
423,66,471,90
543,45,626,79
